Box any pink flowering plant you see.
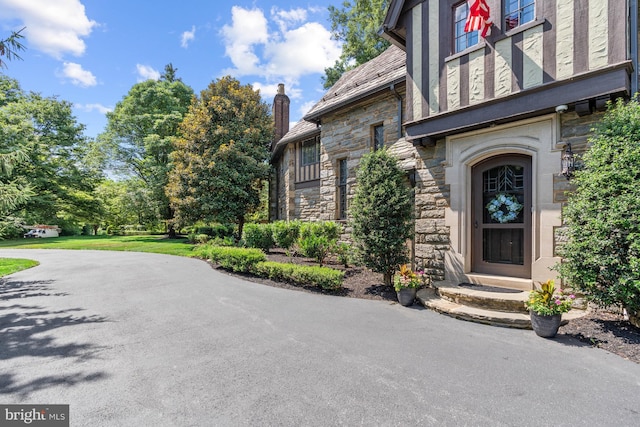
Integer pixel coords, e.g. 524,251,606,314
525,279,575,316
393,264,425,291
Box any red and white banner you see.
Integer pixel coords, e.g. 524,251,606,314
464,0,492,38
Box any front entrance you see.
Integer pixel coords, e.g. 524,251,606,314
472,155,531,278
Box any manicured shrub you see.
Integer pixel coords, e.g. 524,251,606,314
349,149,413,286
334,242,353,268
254,261,344,290
271,220,301,253
242,223,274,252
298,234,333,266
559,98,640,316
299,221,340,241
205,246,266,273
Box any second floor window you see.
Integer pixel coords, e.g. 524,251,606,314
296,136,320,183
454,2,478,53
505,0,535,31
301,138,320,165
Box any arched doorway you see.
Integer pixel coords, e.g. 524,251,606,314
471,155,532,278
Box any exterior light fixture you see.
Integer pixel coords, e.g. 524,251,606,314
561,143,575,179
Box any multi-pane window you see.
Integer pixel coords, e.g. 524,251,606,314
337,159,348,220
504,0,535,31
373,124,384,150
454,2,478,53
296,136,320,183
301,138,320,166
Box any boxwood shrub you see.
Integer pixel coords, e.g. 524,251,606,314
254,261,344,290
204,246,266,273
243,223,275,252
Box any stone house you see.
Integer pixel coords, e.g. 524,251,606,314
269,45,411,229
379,0,637,289
271,0,638,292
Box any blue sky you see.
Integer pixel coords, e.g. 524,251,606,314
0,0,342,138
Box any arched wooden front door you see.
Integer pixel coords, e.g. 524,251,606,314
471,155,532,278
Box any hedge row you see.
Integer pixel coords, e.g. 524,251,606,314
197,245,343,290
254,261,344,290
243,220,347,266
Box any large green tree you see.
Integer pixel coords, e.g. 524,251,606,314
323,0,390,88
0,74,102,235
559,98,640,318
349,149,413,286
100,64,193,236
167,76,271,238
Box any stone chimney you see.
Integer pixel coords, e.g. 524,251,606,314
272,83,290,146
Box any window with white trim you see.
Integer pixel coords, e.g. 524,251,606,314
454,2,478,53
504,0,535,31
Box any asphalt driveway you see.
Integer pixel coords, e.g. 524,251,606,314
1,249,639,426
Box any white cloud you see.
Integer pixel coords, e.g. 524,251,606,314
60,62,97,87
181,26,196,48
271,7,307,33
136,64,160,81
221,7,269,76
220,6,340,84
76,103,112,114
0,0,96,59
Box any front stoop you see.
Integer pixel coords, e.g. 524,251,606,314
416,286,587,329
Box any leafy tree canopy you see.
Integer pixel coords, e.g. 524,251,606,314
99,67,193,235
0,74,102,234
167,76,271,238
323,0,390,89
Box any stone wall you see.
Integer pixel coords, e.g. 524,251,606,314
553,110,605,256
413,141,449,281
318,90,404,222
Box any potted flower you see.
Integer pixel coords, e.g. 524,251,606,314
393,264,425,306
525,280,575,338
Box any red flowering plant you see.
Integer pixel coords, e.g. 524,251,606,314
525,280,575,316
393,264,425,292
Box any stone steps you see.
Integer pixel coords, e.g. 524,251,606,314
416,286,587,329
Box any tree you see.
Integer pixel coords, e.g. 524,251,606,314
100,67,193,237
349,149,413,286
167,76,271,239
0,74,103,235
0,28,26,69
323,0,390,88
558,98,640,319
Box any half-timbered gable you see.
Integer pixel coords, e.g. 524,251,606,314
383,0,633,145
380,0,637,290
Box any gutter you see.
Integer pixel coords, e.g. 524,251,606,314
390,83,403,139
631,0,639,95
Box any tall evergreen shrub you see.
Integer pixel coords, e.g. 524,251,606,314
349,149,413,286
559,98,640,315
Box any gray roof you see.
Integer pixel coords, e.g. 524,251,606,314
271,119,320,160
303,45,406,121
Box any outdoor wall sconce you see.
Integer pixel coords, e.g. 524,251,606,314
407,169,417,187
561,143,575,179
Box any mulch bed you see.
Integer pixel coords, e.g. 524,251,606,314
213,248,640,364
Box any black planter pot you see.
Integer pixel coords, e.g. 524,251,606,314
396,287,417,306
530,311,562,338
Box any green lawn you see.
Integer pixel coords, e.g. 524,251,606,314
0,258,40,277
0,235,197,257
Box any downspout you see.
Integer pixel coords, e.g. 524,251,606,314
390,84,403,139
631,0,639,96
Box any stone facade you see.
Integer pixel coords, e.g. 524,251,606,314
316,89,405,222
